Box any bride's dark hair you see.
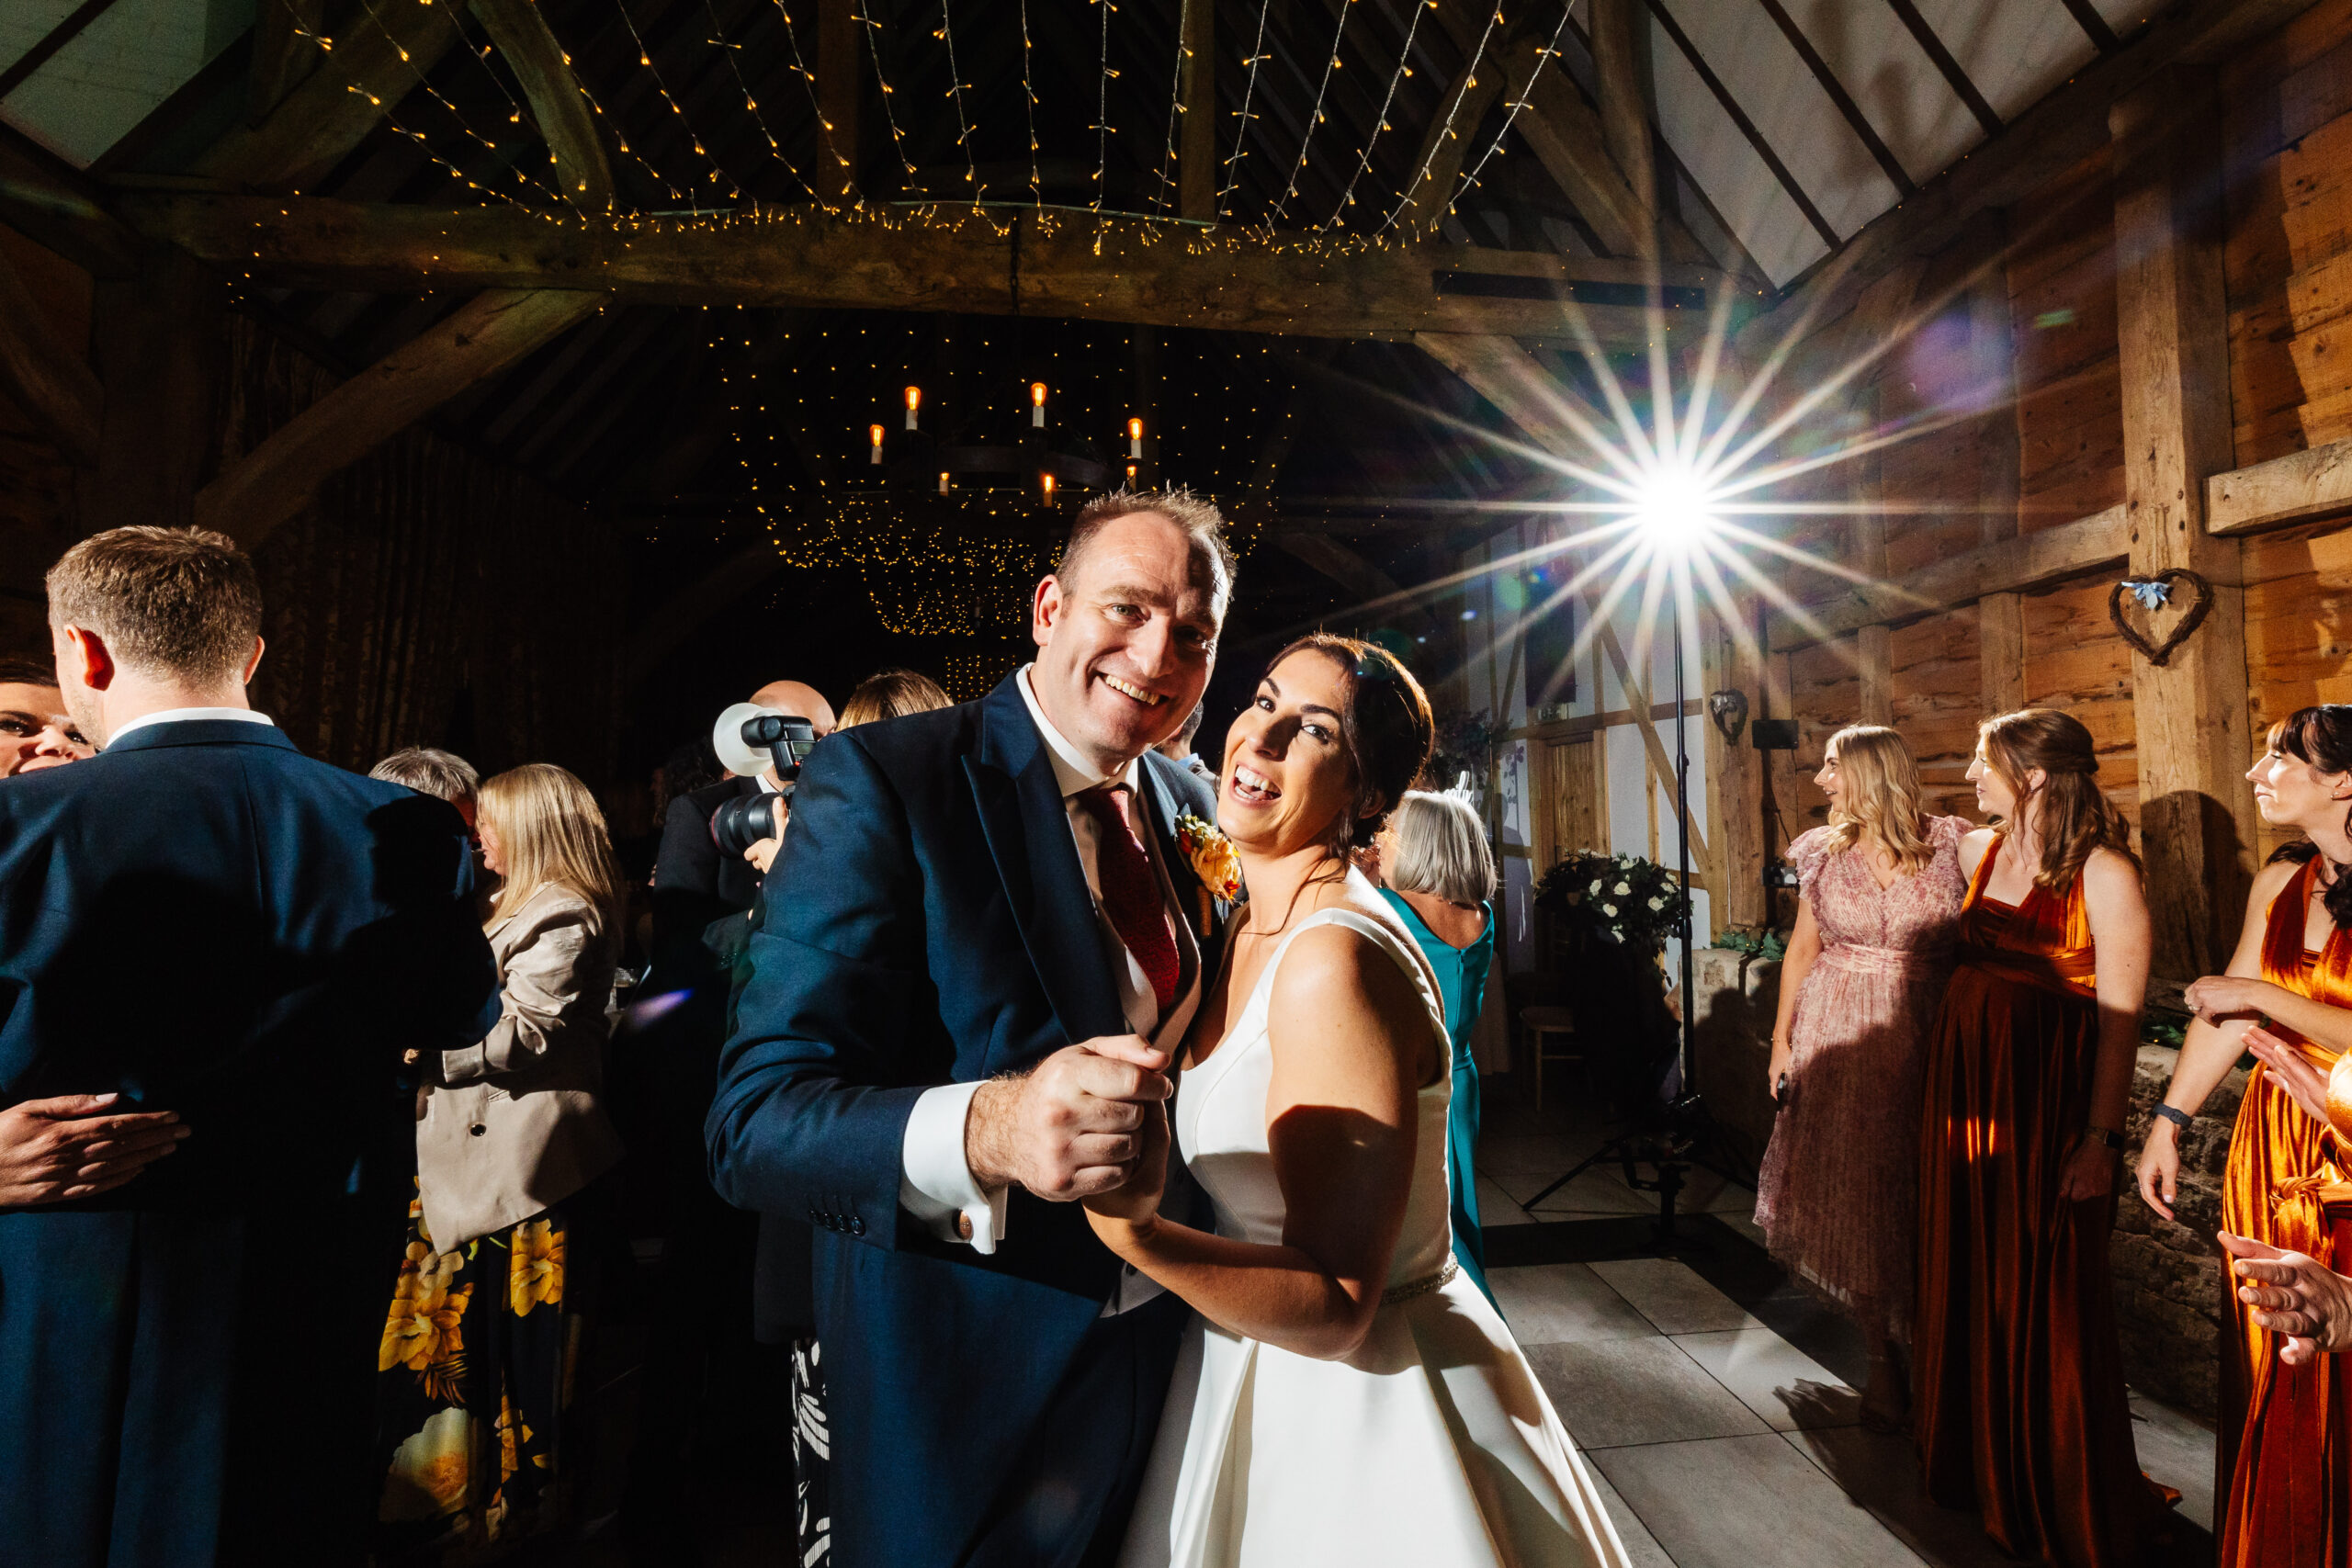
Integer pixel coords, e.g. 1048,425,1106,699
1263,633,1434,859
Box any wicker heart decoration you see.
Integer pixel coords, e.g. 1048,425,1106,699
2107,570,2213,668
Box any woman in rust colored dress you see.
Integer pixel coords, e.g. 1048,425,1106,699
1755,724,1970,1430
2139,704,2352,1568
1914,709,2164,1568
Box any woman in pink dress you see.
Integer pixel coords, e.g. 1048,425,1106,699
1756,723,1972,1428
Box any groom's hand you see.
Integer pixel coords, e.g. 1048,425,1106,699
967,1035,1171,1201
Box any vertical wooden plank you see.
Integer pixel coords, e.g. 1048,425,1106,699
79,247,220,535
1979,592,2026,714
1970,209,2026,720
1178,0,1216,220
2113,69,2256,979
1703,587,1768,930
1851,385,1894,725
1590,0,1657,258
817,0,860,202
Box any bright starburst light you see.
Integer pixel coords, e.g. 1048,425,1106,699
1278,234,2026,701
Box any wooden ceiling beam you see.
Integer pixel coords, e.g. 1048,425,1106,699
196,0,464,192
122,193,1727,347
1412,332,1614,465
196,288,607,547
0,122,141,276
468,0,616,209
0,241,104,466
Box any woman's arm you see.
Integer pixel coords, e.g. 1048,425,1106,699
1766,900,1823,1097
2136,860,2291,1217
441,903,598,1084
2069,849,2152,1200
1085,925,1425,1361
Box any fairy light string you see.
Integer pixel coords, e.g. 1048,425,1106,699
288,17,548,210
856,1,923,183
1218,0,1277,218
936,0,981,201
1452,0,1578,206
1319,0,1442,230
1264,0,1354,228
1374,0,1503,234
1020,0,1043,203
698,0,820,199
609,0,742,195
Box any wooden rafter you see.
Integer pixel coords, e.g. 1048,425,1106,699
1412,332,1615,465
197,0,463,192
0,242,104,467
467,0,616,209
0,0,121,103
195,289,607,546
1646,0,1838,249
1752,0,1915,197
1591,611,1720,894
120,193,1729,347
1878,0,2002,137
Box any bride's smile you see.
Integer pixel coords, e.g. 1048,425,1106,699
1217,654,1364,859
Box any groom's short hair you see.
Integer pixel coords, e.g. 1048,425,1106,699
1059,487,1236,613
47,526,263,682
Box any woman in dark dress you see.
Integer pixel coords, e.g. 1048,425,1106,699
1913,708,2165,1568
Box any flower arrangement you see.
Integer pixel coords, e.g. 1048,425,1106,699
1533,850,1690,955
1426,707,1494,790
1174,809,1242,901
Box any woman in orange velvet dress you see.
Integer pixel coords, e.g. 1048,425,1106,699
1914,709,2164,1568
2140,705,2352,1567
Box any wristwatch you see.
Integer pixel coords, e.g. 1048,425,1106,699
2153,1103,2193,1134
2086,1124,2125,1150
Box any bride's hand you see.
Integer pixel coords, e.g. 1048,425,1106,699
1082,1100,1171,1240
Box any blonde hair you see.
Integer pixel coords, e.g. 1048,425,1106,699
1976,707,2138,890
478,763,620,931
840,668,951,728
1821,725,1938,877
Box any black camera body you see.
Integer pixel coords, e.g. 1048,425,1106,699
710,714,820,859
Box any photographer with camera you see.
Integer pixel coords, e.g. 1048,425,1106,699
625,678,831,1556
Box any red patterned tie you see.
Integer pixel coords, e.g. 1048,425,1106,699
1074,784,1182,1016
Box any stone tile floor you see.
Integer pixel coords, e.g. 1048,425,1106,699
1476,1084,2218,1567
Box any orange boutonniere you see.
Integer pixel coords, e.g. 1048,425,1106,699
1175,809,1243,937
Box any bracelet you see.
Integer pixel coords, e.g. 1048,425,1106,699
2153,1104,2193,1134
2086,1124,2125,1151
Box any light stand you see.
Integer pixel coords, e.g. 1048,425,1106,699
1521,524,1749,1242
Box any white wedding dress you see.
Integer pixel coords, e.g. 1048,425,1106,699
1117,904,1632,1568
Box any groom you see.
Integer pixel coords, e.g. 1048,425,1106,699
707,491,1234,1566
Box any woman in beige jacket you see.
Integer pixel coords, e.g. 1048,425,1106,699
374,763,625,1560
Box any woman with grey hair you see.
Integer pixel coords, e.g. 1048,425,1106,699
1374,789,1501,1307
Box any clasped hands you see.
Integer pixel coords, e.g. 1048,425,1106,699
966,1034,1172,1225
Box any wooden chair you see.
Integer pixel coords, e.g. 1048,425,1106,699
1520,1004,1584,1111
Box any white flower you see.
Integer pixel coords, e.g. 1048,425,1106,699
1613,881,1631,896
1601,903,1618,916
1649,896,1665,910
1589,879,1603,894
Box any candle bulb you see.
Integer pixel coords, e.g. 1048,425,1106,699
869,423,884,465
1125,462,1137,482
1041,471,1056,504
904,386,921,431
938,471,950,495
1128,417,1143,459
1031,382,1047,429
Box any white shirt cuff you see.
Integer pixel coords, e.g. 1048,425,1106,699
899,1080,1008,1252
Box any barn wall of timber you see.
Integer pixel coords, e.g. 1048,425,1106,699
0,230,632,795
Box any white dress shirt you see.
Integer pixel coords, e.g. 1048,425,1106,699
898,666,1202,1292
105,707,276,746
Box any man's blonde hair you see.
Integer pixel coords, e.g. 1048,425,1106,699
46,527,263,682
478,763,620,931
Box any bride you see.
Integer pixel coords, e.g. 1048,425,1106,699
1087,634,1630,1567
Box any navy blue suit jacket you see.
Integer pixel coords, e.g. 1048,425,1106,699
0,720,498,1568
707,677,1226,1566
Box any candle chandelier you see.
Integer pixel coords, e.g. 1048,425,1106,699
764,379,1148,637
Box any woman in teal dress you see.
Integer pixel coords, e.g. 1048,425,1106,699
1374,790,1501,1307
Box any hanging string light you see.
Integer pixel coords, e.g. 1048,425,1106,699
287,17,545,209
1320,0,1442,231
698,0,821,200
1091,0,1114,213
936,0,982,202
1020,0,1043,203
1264,0,1355,228
608,0,743,197
1374,0,1503,235
856,0,923,184
1452,0,1580,207
1218,0,1277,219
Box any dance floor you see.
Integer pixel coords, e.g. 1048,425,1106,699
1476,1085,2218,1568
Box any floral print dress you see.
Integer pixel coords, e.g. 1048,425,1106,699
373,1185,596,1562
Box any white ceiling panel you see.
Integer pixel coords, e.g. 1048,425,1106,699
1909,0,2101,124
1784,0,1982,187
0,0,250,168
1661,0,1904,244
1649,13,1832,287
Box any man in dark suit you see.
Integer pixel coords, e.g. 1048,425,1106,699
708,491,1236,1567
0,526,497,1568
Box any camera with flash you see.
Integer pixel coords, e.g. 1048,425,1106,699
707,703,820,860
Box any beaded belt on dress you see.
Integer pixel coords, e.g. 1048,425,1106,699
1817,942,1946,976
1382,1257,1459,1304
